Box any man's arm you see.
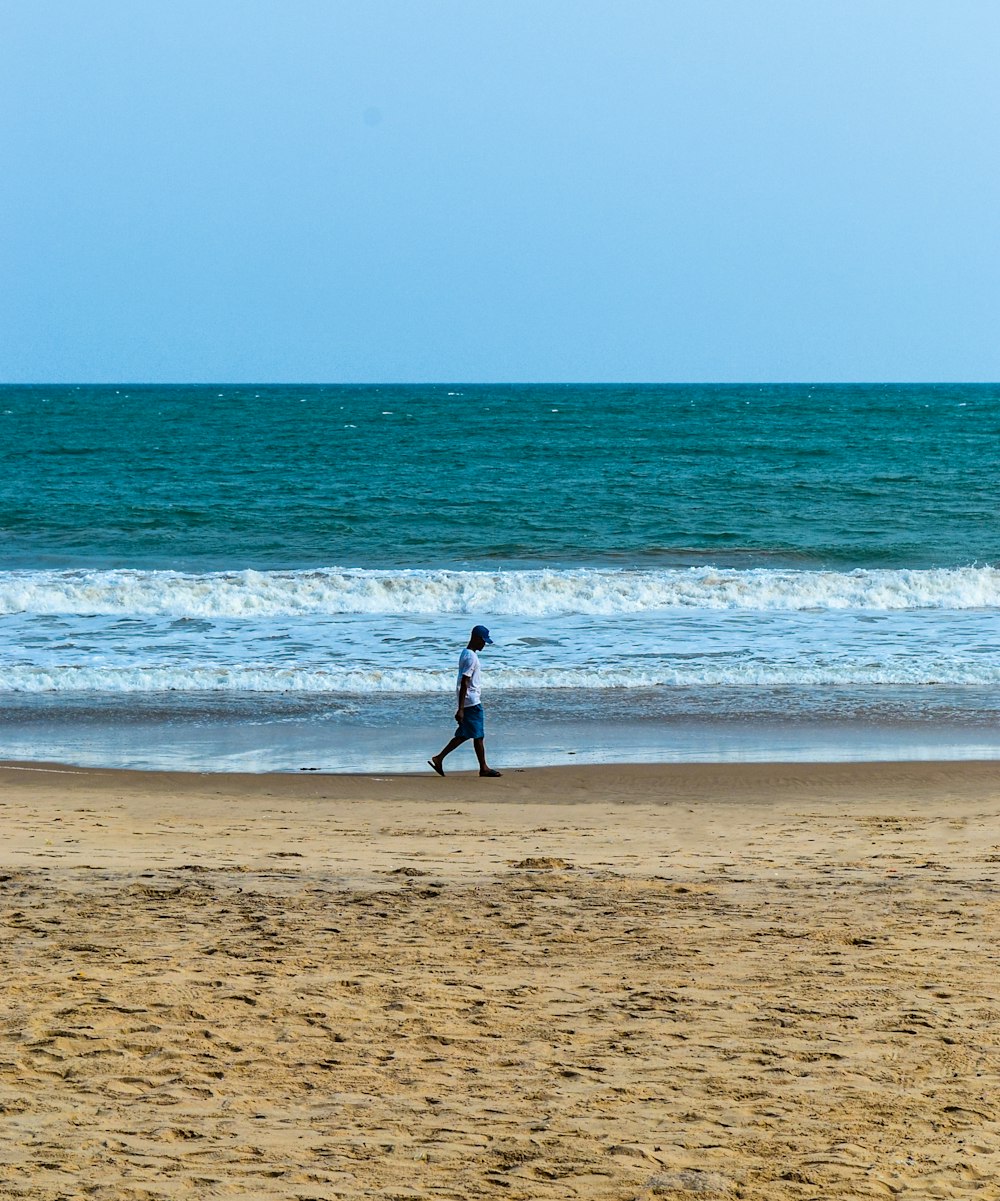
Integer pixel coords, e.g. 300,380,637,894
455,673,471,721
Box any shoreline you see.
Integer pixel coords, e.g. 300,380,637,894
2,707,999,774
3,753,1000,806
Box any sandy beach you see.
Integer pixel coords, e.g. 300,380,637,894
2,759,999,1199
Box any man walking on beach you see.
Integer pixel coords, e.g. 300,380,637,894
428,625,501,777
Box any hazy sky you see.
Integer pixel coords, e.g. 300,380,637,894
2,1,998,382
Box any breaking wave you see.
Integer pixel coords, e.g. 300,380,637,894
2,660,999,694
1,564,998,618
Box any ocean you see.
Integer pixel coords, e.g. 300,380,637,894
1,382,998,771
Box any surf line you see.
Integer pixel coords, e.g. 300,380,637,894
0,765,91,775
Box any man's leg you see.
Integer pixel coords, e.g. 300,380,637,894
473,738,501,776
429,734,468,775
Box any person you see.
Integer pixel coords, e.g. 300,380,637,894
428,624,501,777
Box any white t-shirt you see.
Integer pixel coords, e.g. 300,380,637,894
456,648,482,706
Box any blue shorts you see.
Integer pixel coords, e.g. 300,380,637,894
455,704,485,741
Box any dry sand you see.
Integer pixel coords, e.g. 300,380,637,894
1,759,999,1199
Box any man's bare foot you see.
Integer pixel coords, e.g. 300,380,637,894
428,758,445,777
479,768,502,777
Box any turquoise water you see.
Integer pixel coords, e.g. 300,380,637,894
3,383,999,569
1,383,998,770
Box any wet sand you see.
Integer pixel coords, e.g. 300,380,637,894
1,759,999,1199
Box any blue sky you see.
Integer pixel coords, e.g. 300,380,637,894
2,1,998,382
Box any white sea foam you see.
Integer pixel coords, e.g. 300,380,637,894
2,659,999,694
0,564,998,618
3,566,998,699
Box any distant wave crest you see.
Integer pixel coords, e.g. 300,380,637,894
0,565,998,618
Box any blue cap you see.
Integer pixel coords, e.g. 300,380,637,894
472,624,493,644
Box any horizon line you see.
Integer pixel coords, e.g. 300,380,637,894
3,379,998,389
